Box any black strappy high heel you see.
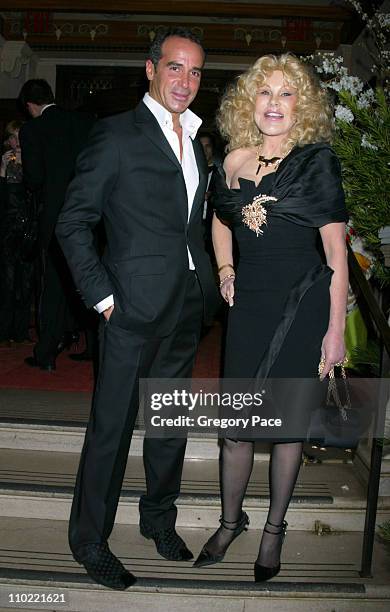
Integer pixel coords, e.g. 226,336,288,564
254,519,288,582
193,511,250,568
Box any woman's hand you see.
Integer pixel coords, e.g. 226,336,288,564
320,328,346,380
0,150,15,178
13,147,21,164
220,274,235,307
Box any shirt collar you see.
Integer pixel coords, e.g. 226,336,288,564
40,103,56,116
143,93,202,139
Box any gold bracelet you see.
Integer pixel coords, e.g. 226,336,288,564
217,263,234,275
219,273,235,288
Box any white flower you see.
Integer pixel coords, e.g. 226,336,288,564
345,0,368,22
328,80,342,92
323,72,363,96
315,53,345,76
335,105,354,123
357,88,375,109
361,133,378,151
338,75,364,96
382,50,390,62
377,13,390,29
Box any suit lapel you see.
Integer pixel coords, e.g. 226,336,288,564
134,101,206,225
189,137,207,224
134,102,182,174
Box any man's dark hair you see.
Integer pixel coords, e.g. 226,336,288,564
19,79,55,109
147,27,205,68
199,131,215,149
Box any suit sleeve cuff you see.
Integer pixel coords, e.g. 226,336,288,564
94,295,114,313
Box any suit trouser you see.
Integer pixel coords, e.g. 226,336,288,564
35,238,75,363
69,271,203,553
0,249,34,342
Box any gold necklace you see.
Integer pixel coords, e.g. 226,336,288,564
255,146,291,175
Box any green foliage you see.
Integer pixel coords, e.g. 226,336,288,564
378,519,390,543
348,340,381,376
332,89,390,285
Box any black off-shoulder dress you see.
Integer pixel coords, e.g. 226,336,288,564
215,143,348,439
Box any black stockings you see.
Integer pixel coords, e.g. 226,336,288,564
200,439,254,557
204,439,303,565
257,441,303,566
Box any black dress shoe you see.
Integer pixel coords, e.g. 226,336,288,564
139,520,193,561
69,350,93,362
74,542,136,590
24,355,56,372
57,331,80,355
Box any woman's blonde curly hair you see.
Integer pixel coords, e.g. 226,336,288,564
217,53,334,153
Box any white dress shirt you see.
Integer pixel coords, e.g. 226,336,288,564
95,93,202,313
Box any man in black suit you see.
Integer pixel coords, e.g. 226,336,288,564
56,28,218,590
18,80,94,370
199,132,221,258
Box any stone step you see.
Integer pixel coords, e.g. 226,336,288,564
0,422,222,459
0,517,389,611
0,421,353,463
0,388,354,462
0,390,92,427
0,449,389,531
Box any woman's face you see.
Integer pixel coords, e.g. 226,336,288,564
7,130,20,151
254,70,297,139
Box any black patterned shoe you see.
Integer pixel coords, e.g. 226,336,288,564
74,542,136,590
139,520,193,561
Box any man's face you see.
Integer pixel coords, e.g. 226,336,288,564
200,136,213,164
146,36,204,117
26,102,41,118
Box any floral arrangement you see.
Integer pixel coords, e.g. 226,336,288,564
327,2,390,544
307,0,390,285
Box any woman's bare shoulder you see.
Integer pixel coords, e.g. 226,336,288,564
223,147,253,175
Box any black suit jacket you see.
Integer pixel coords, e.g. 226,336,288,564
56,102,218,337
19,105,94,249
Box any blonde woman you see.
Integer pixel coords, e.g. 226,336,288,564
0,120,34,345
194,54,348,581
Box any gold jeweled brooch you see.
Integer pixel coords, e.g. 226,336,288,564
242,194,277,236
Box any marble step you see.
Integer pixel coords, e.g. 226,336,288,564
0,449,388,531
0,517,389,611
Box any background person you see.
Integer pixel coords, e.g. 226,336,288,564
0,120,34,346
18,79,94,371
199,131,221,257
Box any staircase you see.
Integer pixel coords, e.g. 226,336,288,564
0,389,389,611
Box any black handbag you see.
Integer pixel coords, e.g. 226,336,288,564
307,361,362,449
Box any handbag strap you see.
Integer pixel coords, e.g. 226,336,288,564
319,359,352,419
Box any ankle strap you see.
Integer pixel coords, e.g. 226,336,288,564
266,519,287,529
219,512,246,530
263,519,288,535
